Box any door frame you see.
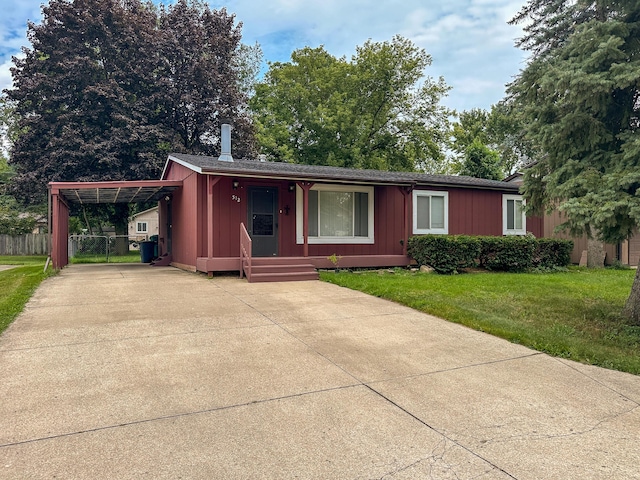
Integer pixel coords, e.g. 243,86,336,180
247,185,279,257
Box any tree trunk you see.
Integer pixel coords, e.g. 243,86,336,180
111,204,130,256
587,236,606,268
623,261,640,325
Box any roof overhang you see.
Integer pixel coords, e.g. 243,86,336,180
49,180,183,204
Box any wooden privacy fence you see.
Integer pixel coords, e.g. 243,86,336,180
0,234,48,255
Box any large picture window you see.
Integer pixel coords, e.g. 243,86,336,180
412,190,448,234
503,194,526,235
296,184,374,244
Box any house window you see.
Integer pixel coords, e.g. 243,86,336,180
503,195,526,235
136,222,148,234
412,190,448,234
296,184,374,244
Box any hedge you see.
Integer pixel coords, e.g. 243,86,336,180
407,234,573,274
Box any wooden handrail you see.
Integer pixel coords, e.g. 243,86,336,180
240,222,252,281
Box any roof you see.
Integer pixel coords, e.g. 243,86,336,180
50,180,182,204
131,206,159,218
166,153,520,192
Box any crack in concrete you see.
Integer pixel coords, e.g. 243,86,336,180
464,403,640,447
0,383,362,449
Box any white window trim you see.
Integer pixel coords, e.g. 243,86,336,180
136,221,148,234
412,190,449,235
296,184,375,244
502,194,526,235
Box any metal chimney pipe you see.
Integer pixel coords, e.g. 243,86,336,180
219,123,233,162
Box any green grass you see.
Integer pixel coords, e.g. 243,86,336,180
0,256,55,335
321,267,640,374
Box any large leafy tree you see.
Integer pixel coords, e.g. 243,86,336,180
5,0,254,234
250,36,451,173
450,104,533,178
509,0,640,322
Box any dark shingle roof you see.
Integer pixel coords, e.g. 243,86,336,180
167,153,520,191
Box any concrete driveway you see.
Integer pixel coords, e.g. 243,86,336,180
1,264,639,479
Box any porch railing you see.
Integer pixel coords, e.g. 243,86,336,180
240,222,252,281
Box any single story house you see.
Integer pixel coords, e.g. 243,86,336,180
128,206,159,239
49,124,543,281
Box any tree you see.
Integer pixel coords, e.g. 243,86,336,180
5,0,254,236
457,138,502,180
509,0,640,323
450,104,533,178
0,154,36,235
155,0,255,157
250,36,452,173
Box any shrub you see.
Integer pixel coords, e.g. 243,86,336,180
533,238,573,268
407,235,480,274
478,235,537,272
409,235,575,274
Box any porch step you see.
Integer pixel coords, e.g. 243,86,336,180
245,260,319,282
249,271,319,283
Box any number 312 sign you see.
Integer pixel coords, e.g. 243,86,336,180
231,194,241,203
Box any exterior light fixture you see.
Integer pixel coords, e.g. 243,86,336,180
288,183,295,192
232,180,239,190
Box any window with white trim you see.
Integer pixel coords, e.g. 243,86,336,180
503,194,526,235
296,184,374,244
412,190,448,234
136,222,148,234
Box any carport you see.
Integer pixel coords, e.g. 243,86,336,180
49,180,182,269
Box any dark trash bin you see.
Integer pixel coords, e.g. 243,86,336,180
149,235,159,258
140,241,155,263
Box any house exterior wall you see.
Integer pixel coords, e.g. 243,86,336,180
128,207,159,238
197,177,406,259
543,209,619,264
629,232,640,266
416,187,543,238
161,162,544,272
162,162,203,269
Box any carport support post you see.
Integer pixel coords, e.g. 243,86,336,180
207,176,221,261
297,182,314,257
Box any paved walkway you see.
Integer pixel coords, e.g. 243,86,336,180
1,263,639,479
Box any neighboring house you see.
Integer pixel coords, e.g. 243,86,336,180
49,125,542,280
128,206,159,239
505,172,640,266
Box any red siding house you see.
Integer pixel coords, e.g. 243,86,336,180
49,128,542,281
153,152,541,281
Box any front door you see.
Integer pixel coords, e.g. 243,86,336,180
247,187,278,257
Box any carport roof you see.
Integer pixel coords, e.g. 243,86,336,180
49,180,182,204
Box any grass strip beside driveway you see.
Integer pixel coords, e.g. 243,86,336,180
0,256,53,335
321,267,640,375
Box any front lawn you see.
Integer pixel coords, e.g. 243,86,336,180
0,256,54,335
321,267,640,374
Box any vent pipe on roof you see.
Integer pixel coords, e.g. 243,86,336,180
219,122,233,162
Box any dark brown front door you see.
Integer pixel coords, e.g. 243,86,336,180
247,187,278,257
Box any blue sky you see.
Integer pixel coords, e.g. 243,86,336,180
1,0,530,113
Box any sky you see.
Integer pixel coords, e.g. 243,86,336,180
1,0,530,113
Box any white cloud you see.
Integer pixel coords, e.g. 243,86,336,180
1,0,529,111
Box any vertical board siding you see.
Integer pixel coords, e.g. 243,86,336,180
164,162,200,267
0,234,49,255
447,188,502,236
629,232,640,266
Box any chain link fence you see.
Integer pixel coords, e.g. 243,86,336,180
68,234,148,263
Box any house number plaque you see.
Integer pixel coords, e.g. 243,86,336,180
231,194,241,203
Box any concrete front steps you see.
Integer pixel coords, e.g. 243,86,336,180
247,257,319,282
